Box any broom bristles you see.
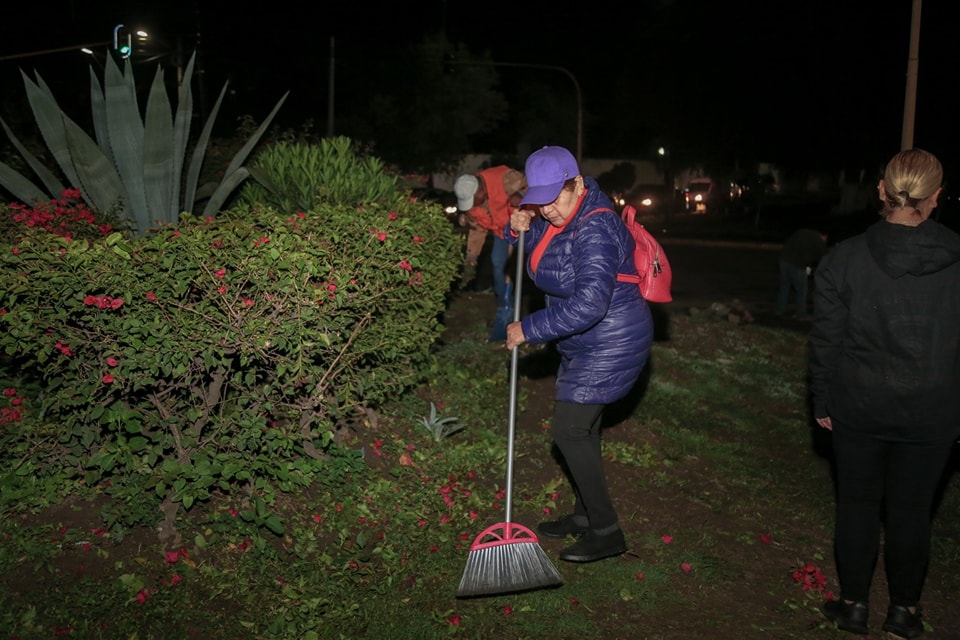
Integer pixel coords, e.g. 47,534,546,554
457,541,563,597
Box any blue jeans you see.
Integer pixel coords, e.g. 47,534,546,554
491,235,509,308
776,260,808,318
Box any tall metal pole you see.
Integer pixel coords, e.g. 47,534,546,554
901,0,921,150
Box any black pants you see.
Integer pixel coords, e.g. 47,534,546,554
831,427,955,607
551,401,619,532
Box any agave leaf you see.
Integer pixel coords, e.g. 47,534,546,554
220,92,289,184
20,70,82,191
62,114,127,221
0,161,48,205
171,53,197,220
103,54,149,228
201,167,250,218
143,65,174,227
88,66,112,159
0,115,65,197
183,82,228,213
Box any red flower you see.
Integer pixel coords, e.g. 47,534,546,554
3,388,16,397
412,236,423,243
661,535,673,544
635,572,645,581
170,574,182,585
146,292,157,301
389,212,399,220
165,550,180,563
102,374,115,384
503,606,513,615
83,295,98,306
106,357,118,367
398,260,413,271
446,614,461,626
680,562,693,573
214,268,227,279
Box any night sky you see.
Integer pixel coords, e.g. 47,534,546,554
2,0,956,183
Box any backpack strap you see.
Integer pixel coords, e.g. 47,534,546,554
576,206,636,282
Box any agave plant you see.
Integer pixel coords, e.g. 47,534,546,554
0,51,287,235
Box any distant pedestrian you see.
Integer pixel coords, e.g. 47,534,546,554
775,227,828,320
810,148,960,638
454,166,527,340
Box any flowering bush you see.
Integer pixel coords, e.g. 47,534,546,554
0,197,461,540
0,188,126,245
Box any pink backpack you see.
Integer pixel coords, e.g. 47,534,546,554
614,205,673,303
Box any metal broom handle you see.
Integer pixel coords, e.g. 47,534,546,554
504,228,525,525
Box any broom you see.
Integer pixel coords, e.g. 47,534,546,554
457,228,563,597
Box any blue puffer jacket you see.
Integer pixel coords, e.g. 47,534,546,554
506,177,653,404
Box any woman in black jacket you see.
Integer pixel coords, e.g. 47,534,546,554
810,148,960,638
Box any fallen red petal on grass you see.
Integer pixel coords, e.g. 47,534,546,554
759,532,772,544
661,535,673,544
635,572,645,581
681,562,693,573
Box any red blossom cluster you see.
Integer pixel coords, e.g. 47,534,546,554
83,295,125,310
54,341,74,357
1,387,24,425
437,474,472,510
6,189,111,240
792,562,828,593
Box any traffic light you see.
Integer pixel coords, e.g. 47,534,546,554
113,24,132,59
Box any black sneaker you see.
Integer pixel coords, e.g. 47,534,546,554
537,514,589,539
822,599,869,635
558,528,627,563
882,605,924,639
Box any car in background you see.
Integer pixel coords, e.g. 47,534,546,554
623,184,671,217
683,178,721,214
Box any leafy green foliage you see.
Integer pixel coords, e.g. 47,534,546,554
0,195,461,532
0,52,287,235
239,137,402,211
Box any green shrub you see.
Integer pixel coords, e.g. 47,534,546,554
0,196,461,538
238,137,401,211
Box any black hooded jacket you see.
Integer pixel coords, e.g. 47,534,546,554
809,218,960,442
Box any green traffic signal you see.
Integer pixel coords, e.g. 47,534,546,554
113,23,132,59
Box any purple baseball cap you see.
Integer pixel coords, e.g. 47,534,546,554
519,146,580,206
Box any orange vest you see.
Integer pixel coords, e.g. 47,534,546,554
467,165,513,240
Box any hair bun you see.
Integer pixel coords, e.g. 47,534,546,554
898,190,911,200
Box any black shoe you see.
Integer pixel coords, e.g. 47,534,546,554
882,605,924,639
558,528,627,563
537,514,589,539
822,599,869,635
